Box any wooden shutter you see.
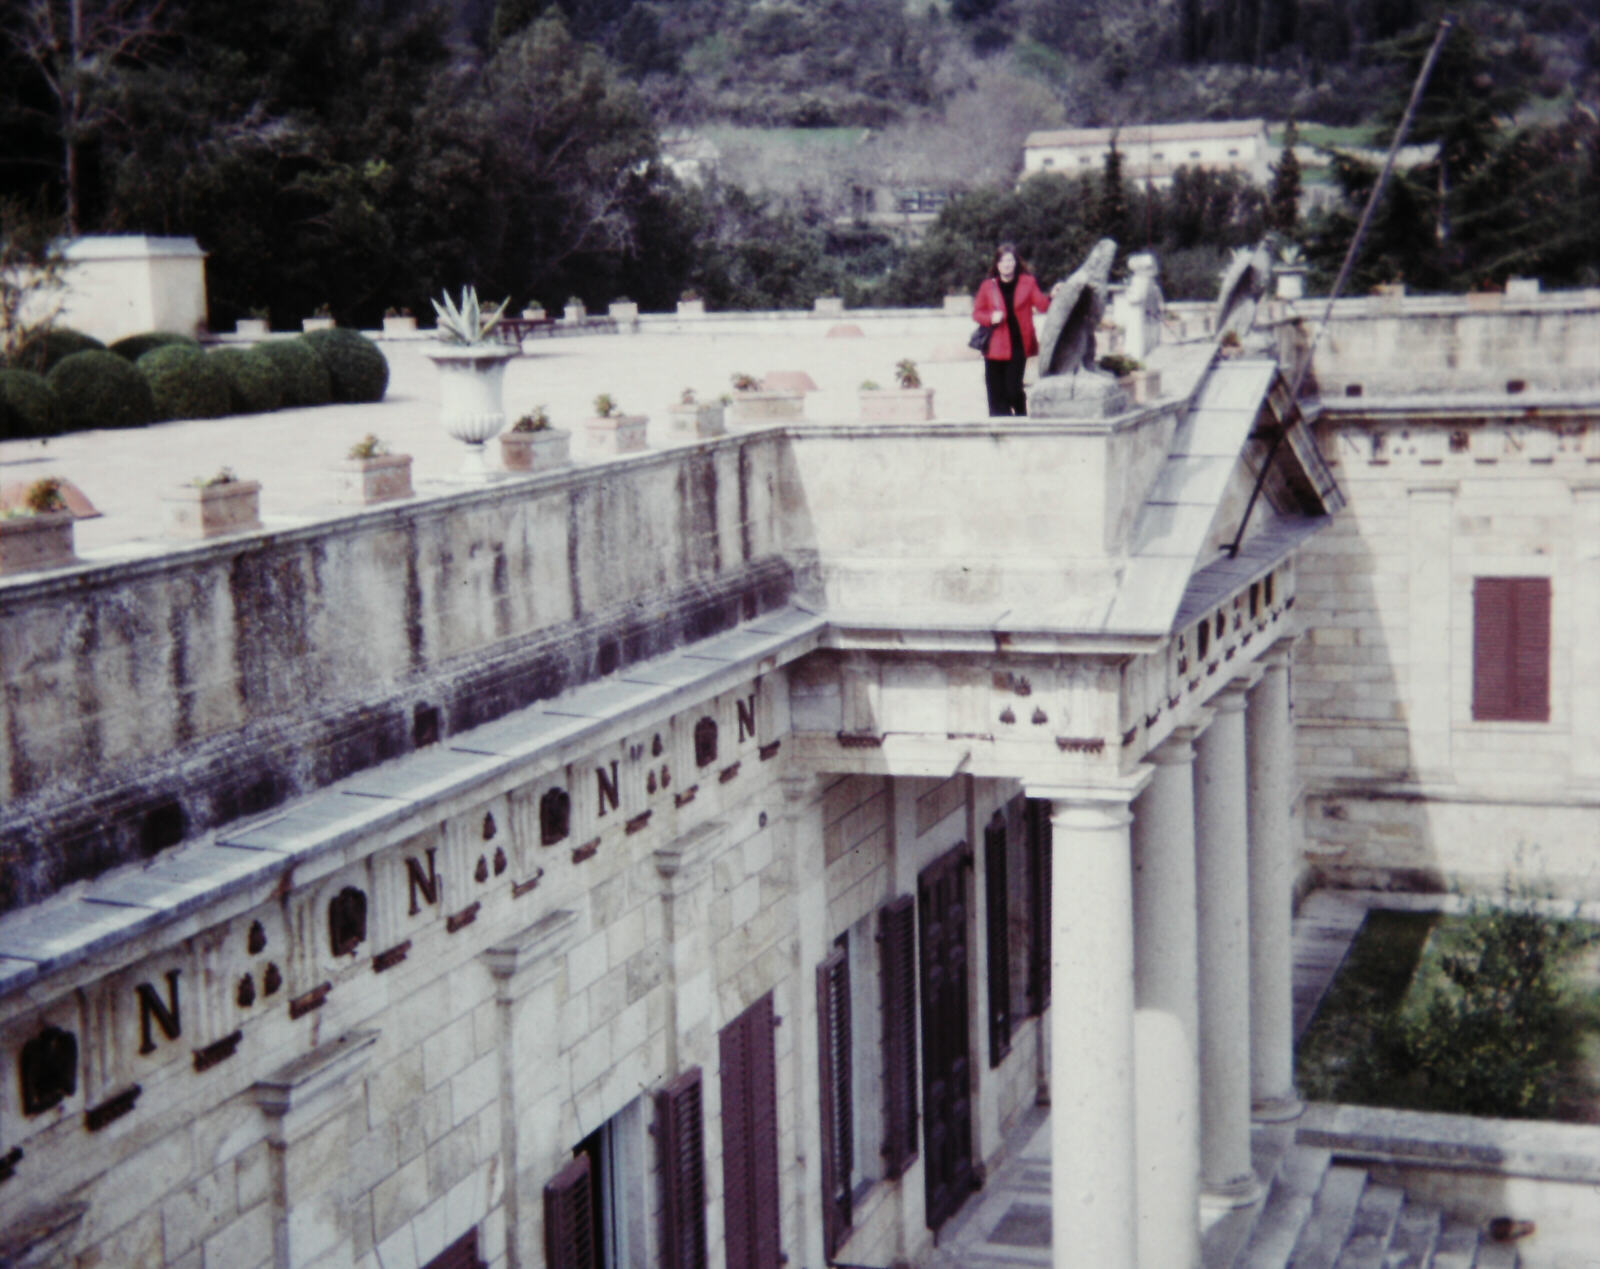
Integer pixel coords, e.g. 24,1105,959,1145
878,894,918,1179
984,814,1011,1067
544,1155,595,1269
817,949,853,1257
720,995,782,1269
657,1067,708,1269
1474,577,1551,722
421,1228,484,1269
1026,799,1052,1015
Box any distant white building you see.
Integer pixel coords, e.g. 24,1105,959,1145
1023,119,1273,187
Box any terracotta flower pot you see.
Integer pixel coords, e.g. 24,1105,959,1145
500,428,573,472
858,388,935,423
583,414,648,456
164,480,262,539
382,315,418,336
728,390,804,427
337,454,413,506
667,403,726,438
0,512,77,576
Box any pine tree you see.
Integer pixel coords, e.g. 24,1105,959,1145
1097,138,1129,244
1270,117,1303,234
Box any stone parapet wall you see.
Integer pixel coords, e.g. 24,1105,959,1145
1,437,790,913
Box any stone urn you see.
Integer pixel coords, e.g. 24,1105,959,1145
423,345,520,480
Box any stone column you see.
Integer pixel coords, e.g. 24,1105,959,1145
653,820,728,1079
1408,481,1457,780
1247,642,1304,1122
782,774,827,1269
1571,481,1600,783
1130,728,1202,1269
481,909,581,1269
1047,786,1144,1269
254,1029,380,1269
1194,679,1263,1205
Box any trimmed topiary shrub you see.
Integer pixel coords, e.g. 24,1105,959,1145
0,369,59,439
301,327,389,403
137,344,230,421
255,337,332,408
110,331,202,362
47,349,156,432
9,326,106,374
209,347,283,415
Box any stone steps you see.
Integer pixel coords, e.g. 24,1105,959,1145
1233,1154,1521,1269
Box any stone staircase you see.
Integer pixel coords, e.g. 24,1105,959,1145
1232,1145,1520,1269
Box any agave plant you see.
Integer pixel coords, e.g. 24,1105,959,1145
431,285,509,346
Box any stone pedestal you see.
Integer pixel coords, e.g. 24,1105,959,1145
1030,371,1129,419
1247,644,1304,1122
253,1030,380,1269
482,910,581,1269
1194,682,1264,1205
1049,793,1141,1269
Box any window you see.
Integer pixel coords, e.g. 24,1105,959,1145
879,895,918,1179
1473,577,1551,721
985,797,1053,1069
423,1229,485,1269
546,1101,649,1269
719,995,781,1269
984,811,1012,1066
1041,157,1054,168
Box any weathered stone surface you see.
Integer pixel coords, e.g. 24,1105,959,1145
1037,237,1117,378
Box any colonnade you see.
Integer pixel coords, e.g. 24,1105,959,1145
1044,642,1299,1269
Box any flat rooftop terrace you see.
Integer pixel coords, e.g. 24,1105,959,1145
1,322,995,560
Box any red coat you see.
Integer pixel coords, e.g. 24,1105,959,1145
973,274,1051,361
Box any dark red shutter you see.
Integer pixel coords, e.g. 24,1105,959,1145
878,894,919,1180
984,814,1011,1067
817,949,853,1257
421,1229,483,1269
1474,577,1551,722
1027,799,1052,1015
657,1067,708,1269
720,994,782,1269
544,1155,595,1269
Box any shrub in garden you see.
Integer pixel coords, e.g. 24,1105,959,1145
47,350,155,431
0,369,58,439
9,326,105,374
255,337,332,408
110,331,201,362
302,327,389,403
208,347,283,415
136,344,230,421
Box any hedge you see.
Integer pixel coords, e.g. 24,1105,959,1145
301,327,389,403
47,350,157,432
10,327,105,375
111,331,203,362
137,344,231,421
0,369,58,439
208,347,284,415
255,337,332,408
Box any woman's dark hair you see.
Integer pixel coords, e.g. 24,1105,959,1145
988,242,1033,279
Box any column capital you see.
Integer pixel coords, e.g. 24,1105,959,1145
654,819,727,891
482,908,581,998
1257,635,1299,670
254,1029,379,1140
1148,728,1200,766
1030,767,1153,826
1209,668,1261,712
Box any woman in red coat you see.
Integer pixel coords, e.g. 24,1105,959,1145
972,242,1057,416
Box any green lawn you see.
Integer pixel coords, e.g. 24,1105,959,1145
1298,907,1600,1121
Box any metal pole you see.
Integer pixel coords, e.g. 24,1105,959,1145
1225,14,1456,558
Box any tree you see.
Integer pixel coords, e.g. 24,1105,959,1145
1270,117,1302,234
2,0,173,232
0,195,65,364
1097,137,1130,244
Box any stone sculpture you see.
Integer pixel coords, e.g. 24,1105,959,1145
1213,240,1276,344
1032,238,1129,418
1114,253,1165,362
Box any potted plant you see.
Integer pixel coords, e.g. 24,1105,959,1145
382,307,417,336
727,372,804,427
500,405,573,472
521,303,547,321
337,434,413,505
609,296,640,326
235,307,269,339
423,285,520,481
1097,353,1160,404
303,303,335,332
584,393,648,456
677,288,705,318
667,388,726,439
0,478,77,576
859,358,935,422
164,467,262,539
563,295,587,322
1274,244,1307,300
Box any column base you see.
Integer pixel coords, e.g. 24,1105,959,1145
1199,1171,1266,1211
1251,1092,1306,1123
